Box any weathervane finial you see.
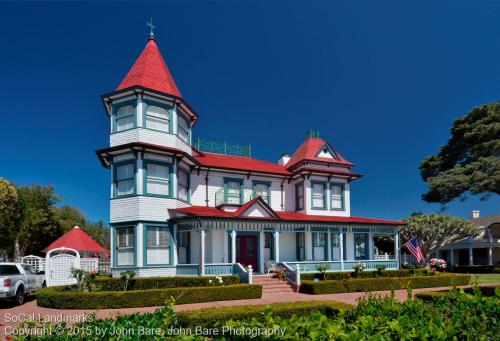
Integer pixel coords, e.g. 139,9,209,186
147,17,156,38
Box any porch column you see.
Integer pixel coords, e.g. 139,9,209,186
394,232,399,267
339,232,344,270
230,230,237,264
199,230,206,275
274,231,280,263
368,231,374,260
488,247,493,266
469,246,474,266
327,231,332,261
450,249,455,266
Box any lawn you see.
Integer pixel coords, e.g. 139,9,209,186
471,273,500,284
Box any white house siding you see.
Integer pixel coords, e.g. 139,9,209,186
110,196,190,223
279,232,297,262
110,128,192,155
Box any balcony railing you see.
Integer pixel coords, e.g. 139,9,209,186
194,138,251,157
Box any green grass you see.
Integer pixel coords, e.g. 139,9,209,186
471,273,500,284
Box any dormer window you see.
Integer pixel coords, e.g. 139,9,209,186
253,181,271,204
178,112,190,144
331,183,345,210
311,182,326,209
224,178,243,204
115,104,135,132
145,105,170,132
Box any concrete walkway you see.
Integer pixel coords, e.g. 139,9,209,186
0,284,486,340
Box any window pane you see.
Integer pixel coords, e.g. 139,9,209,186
147,227,170,265
147,163,169,195
227,181,240,204
147,106,169,119
116,228,134,266
354,233,368,260
117,164,134,181
117,179,134,196
146,106,169,132
178,169,189,201
255,183,269,202
116,115,134,132
331,184,343,209
116,105,134,118
178,116,189,143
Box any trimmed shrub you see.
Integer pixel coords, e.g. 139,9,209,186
300,269,429,281
450,265,500,274
177,301,353,328
416,284,500,301
36,284,261,309
299,273,471,294
93,275,240,291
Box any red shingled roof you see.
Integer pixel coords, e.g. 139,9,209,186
194,151,291,175
42,226,108,253
174,205,403,225
117,37,181,97
287,137,353,169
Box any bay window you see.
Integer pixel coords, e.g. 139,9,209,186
114,162,135,197
145,162,171,196
177,168,189,202
114,104,135,132
330,183,344,210
145,105,170,132
116,227,134,266
146,226,170,265
312,182,326,209
178,113,190,144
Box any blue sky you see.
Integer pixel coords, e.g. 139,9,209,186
0,2,498,223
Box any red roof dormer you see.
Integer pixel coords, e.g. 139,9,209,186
117,37,182,98
286,137,354,170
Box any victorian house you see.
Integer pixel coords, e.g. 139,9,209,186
96,34,403,278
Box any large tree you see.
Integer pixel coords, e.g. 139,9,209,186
401,213,479,260
420,102,500,204
0,178,21,255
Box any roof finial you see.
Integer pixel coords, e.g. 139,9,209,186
147,17,156,39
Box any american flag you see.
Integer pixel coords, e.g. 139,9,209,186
403,236,424,262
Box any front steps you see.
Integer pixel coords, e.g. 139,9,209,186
253,274,295,294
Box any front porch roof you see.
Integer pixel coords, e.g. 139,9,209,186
172,197,403,229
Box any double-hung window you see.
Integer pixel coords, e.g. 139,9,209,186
115,162,135,197
312,182,326,209
145,105,170,132
114,104,135,132
146,226,170,265
177,168,189,202
178,114,190,144
116,227,134,266
225,179,242,204
146,162,170,196
295,183,304,211
330,183,344,210
354,233,369,260
253,181,270,204
312,232,327,261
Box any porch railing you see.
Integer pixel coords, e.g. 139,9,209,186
278,262,301,292
233,263,253,284
175,263,253,283
206,263,234,276
176,264,199,276
283,259,398,273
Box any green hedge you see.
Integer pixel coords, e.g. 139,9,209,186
300,274,471,295
450,265,500,274
37,284,261,309
301,269,430,281
415,284,500,301
93,275,240,291
177,301,353,328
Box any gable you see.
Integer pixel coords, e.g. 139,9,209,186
235,197,279,218
240,204,273,217
316,144,338,160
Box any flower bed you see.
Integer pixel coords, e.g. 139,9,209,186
299,273,471,294
36,283,261,309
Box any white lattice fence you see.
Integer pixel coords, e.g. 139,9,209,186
21,255,46,272
80,258,99,272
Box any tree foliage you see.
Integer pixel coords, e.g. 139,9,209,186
420,102,500,203
401,213,479,259
0,178,21,255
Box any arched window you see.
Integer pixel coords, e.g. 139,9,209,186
115,105,135,132
145,105,170,132
178,114,190,143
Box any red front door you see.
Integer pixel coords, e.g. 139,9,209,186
236,235,258,270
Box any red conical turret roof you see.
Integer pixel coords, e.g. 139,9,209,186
117,37,181,97
42,226,108,254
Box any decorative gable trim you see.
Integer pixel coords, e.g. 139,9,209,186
234,197,280,219
315,143,339,160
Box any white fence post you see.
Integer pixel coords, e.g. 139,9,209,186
296,265,301,292
247,265,253,284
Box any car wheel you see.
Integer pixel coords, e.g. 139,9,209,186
15,287,25,305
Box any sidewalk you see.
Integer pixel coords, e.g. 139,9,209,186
0,284,485,340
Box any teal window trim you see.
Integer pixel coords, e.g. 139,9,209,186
143,223,173,267
329,182,345,211
296,232,306,261
142,98,174,134
252,180,271,205
176,230,191,264
177,166,191,204
112,99,137,134
113,225,137,268
353,232,369,260
311,181,327,210
264,232,274,260
295,182,304,211
143,160,174,198
113,159,137,198
312,232,328,261
223,177,244,205
177,109,191,145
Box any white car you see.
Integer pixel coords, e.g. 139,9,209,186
0,262,46,305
